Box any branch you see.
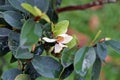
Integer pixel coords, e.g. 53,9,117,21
56,0,117,13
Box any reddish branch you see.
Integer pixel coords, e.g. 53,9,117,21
56,0,117,13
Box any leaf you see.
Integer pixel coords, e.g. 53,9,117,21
106,40,120,54
0,28,11,37
80,47,96,76
91,57,102,80
15,74,31,80
74,47,88,75
8,31,20,56
8,0,49,12
41,13,51,23
1,68,22,80
21,3,37,16
31,56,63,78
60,64,74,79
3,11,23,29
20,19,39,48
96,42,107,61
8,0,33,12
61,48,77,67
0,5,16,11
25,62,41,80
15,46,33,59
67,35,77,49
52,20,69,36
34,23,42,37
36,77,58,80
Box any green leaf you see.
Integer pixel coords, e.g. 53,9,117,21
15,46,33,59
34,23,42,37
0,28,11,37
80,47,96,76
91,57,102,80
96,42,107,61
8,31,20,56
21,3,37,16
67,35,77,49
15,74,31,80
74,47,88,75
106,40,120,54
8,0,33,12
0,5,16,11
1,68,22,80
64,72,74,80
20,19,39,48
31,56,63,78
61,48,77,67
3,11,23,29
52,20,69,36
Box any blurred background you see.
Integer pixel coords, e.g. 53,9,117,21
59,0,120,80
1,0,120,80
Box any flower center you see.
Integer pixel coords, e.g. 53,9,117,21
56,36,64,43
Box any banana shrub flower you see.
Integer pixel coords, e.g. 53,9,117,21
43,34,73,53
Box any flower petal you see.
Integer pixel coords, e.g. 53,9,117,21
59,34,73,44
43,37,56,42
54,43,63,53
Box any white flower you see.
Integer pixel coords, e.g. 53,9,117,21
43,34,73,53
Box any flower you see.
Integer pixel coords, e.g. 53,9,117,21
43,34,73,53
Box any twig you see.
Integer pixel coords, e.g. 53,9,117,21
56,0,117,13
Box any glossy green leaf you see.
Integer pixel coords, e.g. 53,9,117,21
3,11,23,29
106,40,120,54
1,68,22,80
74,47,88,74
15,46,33,59
80,47,96,76
34,23,42,37
36,77,58,80
91,57,102,80
15,74,31,80
20,19,39,48
96,42,107,61
61,48,77,68
31,56,63,78
52,20,69,36
0,5,16,11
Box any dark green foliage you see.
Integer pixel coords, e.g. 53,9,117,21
25,62,41,80
31,56,63,78
1,68,22,80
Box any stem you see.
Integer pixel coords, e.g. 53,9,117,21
90,30,102,46
59,68,65,80
56,0,117,13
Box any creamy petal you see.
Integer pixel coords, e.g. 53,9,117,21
43,37,56,42
54,43,63,53
59,34,73,44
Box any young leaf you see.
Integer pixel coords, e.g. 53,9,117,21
74,47,88,74
31,56,63,78
1,68,22,80
3,11,23,29
21,3,37,16
20,19,39,48
91,57,102,80
106,40,120,54
61,48,77,67
96,42,107,61
52,20,69,36
15,74,31,80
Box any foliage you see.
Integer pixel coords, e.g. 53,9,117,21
0,0,120,80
